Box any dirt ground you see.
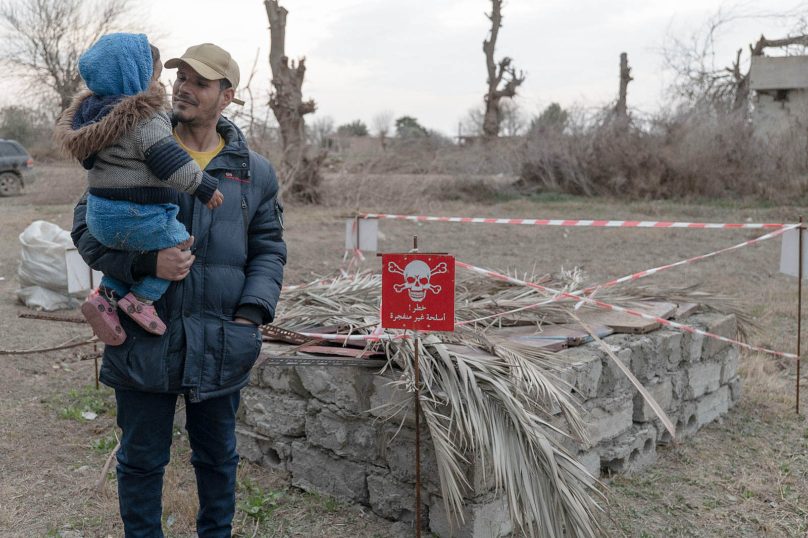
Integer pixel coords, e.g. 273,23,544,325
1,162,807,537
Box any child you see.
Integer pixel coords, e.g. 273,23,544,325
54,33,224,346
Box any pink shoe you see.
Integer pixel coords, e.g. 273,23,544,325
118,293,166,335
81,295,127,346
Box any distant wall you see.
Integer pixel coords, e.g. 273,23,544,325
753,89,808,139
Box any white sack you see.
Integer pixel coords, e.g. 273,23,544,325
16,220,83,310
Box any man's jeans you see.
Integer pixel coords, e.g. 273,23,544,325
115,389,240,538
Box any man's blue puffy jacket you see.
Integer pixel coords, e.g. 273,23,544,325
72,115,286,402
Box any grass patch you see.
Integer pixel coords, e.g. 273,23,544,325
54,385,116,422
236,478,284,522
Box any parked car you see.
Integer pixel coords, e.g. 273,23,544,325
0,139,36,196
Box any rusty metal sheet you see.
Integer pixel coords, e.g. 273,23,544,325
576,310,661,334
253,355,388,368
674,302,700,320
260,324,311,344
492,323,612,347
294,345,384,358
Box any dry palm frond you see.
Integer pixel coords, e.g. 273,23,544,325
273,267,748,537
382,334,605,538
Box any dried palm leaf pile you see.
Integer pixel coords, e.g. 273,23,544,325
272,267,748,538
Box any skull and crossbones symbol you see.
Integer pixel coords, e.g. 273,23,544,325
388,260,448,302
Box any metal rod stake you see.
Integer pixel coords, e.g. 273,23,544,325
414,331,422,538
798,216,803,414
412,234,421,537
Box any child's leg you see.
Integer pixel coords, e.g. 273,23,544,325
99,275,130,302
85,196,189,336
129,277,170,303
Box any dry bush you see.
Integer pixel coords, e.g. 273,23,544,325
517,106,808,201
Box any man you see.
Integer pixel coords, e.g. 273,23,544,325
71,43,286,538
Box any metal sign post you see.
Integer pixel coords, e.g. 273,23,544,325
380,236,455,537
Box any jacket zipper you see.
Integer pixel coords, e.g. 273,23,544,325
274,198,284,230
241,196,249,252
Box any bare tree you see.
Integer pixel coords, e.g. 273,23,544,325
372,110,394,149
482,0,525,138
662,5,808,113
308,115,334,149
264,0,325,203
615,52,632,127
464,100,524,137
0,0,140,112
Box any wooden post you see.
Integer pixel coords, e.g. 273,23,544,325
798,216,803,414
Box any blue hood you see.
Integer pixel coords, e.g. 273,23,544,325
79,33,153,96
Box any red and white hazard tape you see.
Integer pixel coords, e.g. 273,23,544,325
456,261,799,360
452,225,797,325
588,225,797,288
359,213,793,229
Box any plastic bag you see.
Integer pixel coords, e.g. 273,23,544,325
16,220,84,311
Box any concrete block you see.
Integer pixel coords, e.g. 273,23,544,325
235,428,265,463
554,346,603,399
306,408,384,464
259,365,308,396
367,471,424,523
384,426,442,493
686,360,722,399
576,450,601,483
288,441,368,503
241,387,307,438
656,401,697,444
653,329,684,370
369,371,415,427
728,375,743,406
670,369,689,401
592,338,636,398
257,437,292,470
680,331,704,363
698,313,737,359
623,333,663,382
584,396,634,446
719,346,740,385
633,377,673,422
695,386,729,428
429,494,512,538
598,424,658,476
296,365,375,414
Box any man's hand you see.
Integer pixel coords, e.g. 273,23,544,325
234,317,258,325
206,190,224,210
155,236,195,281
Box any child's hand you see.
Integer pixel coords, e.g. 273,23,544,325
206,190,223,210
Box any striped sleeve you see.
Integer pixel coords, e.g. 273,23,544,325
136,113,218,203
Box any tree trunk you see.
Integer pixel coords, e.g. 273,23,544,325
482,0,524,139
615,52,632,127
264,0,324,203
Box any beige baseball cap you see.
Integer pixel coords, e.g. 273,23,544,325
165,43,245,105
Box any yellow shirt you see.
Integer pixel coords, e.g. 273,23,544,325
173,129,225,171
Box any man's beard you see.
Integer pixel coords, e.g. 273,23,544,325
173,99,218,125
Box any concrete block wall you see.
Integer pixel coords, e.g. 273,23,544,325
235,313,741,538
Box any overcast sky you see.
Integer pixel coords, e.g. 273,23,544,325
3,0,805,135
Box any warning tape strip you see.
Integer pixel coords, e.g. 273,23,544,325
359,213,794,229
455,224,798,325
456,261,798,359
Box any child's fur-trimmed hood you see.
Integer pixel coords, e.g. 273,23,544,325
53,82,167,161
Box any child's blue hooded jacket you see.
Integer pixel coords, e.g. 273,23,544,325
53,34,218,205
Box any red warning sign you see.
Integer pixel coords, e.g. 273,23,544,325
381,254,455,332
